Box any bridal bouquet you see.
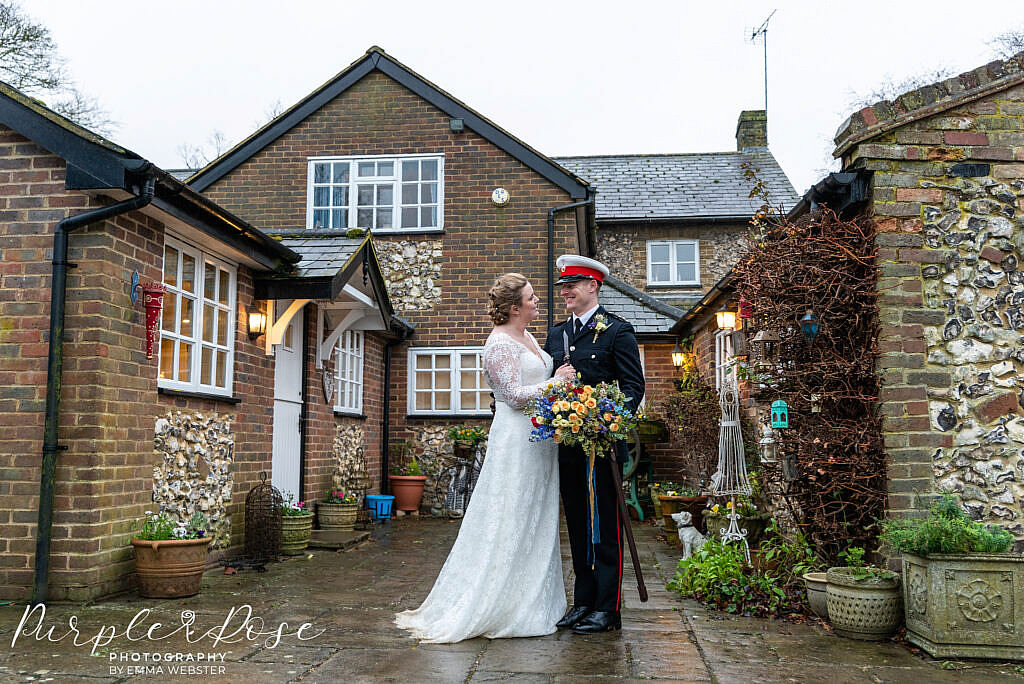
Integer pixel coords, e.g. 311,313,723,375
524,378,637,458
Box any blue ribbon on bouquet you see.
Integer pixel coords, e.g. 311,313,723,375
586,450,600,569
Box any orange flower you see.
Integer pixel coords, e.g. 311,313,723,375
609,423,619,432
603,412,613,421
585,398,597,408
571,425,581,433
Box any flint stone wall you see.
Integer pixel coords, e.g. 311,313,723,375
332,424,367,492
839,64,1024,543
375,239,442,311
153,412,234,548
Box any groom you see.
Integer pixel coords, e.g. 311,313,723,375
543,254,645,634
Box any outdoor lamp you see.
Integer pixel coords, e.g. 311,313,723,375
248,308,268,340
715,303,737,330
759,431,777,465
799,309,820,341
671,340,686,368
752,329,780,367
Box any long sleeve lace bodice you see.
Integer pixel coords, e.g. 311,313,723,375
483,332,554,409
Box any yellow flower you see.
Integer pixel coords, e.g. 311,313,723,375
583,385,594,394
711,504,720,513
726,501,734,509
571,401,582,412
585,398,597,408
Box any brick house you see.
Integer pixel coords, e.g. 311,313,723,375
185,47,596,484
558,112,799,480
0,81,400,601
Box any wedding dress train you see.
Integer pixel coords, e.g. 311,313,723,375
395,331,565,643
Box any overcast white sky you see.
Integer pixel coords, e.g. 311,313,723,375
25,1,1024,194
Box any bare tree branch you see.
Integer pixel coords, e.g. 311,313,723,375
988,27,1024,60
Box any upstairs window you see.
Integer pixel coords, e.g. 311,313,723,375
159,237,236,396
647,239,700,286
308,155,443,232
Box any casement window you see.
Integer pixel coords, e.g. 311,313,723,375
307,154,443,232
159,237,236,395
714,329,735,391
334,331,364,413
408,347,488,415
647,240,700,286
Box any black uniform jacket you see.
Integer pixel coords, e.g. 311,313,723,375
543,306,645,417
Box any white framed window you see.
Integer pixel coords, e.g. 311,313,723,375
647,240,700,285
408,347,488,415
334,331,364,413
307,154,443,232
714,329,735,391
159,237,237,395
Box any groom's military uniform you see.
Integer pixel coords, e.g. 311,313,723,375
544,259,645,623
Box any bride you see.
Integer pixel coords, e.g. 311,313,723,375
395,273,576,643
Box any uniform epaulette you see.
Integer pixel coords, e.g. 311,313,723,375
605,312,628,323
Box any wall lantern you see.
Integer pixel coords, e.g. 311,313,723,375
770,399,789,429
671,340,686,368
140,282,166,360
449,117,465,133
752,329,780,367
799,309,820,341
715,303,737,330
759,425,777,464
737,296,753,320
248,308,268,340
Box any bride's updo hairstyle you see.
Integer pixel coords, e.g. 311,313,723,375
487,273,529,325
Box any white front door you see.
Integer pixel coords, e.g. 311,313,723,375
272,307,303,499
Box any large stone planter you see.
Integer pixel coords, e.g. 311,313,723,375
901,552,1024,660
826,567,902,640
131,537,212,598
318,502,358,531
280,515,313,555
702,511,771,548
802,571,829,620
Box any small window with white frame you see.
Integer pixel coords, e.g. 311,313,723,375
334,330,364,413
408,347,488,415
159,237,237,395
308,154,443,232
647,239,700,286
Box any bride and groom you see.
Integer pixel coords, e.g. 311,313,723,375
395,255,645,643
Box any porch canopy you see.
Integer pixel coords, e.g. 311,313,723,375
253,234,409,361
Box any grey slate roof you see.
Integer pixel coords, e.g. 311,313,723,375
601,275,685,335
554,150,801,221
166,168,196,182
279,237,365,277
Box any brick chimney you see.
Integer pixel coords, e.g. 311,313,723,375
735,110,768,150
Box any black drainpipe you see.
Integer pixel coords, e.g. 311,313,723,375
546,199,595,330
32,174,156,606
381,324,411,494
298,305,310,502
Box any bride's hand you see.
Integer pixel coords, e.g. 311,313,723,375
554,364,576,382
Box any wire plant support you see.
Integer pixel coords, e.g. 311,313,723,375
711,381,752,562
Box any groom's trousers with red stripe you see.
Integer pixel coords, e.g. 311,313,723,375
559,442,624,613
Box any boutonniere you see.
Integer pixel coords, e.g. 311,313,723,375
588,314,609,343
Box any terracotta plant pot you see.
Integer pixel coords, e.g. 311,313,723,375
803,571,829,620
826,567,902,640
389,475,428,512
319,502,358,530
131,537,212,598
280,515,313,555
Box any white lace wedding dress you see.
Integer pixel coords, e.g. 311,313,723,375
394,331,566,643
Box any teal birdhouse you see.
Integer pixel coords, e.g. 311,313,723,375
770,400,789,429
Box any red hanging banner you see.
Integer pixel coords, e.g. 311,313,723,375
141,282,166,359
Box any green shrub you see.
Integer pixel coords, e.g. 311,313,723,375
879,494,1014,555
759,520,824,591
667,538,788,616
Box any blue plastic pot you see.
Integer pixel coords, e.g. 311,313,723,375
365,494,394,521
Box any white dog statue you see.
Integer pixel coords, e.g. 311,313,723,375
670,511,707,560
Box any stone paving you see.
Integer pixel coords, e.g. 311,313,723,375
0,518,1021,683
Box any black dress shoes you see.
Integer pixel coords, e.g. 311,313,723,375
572,610,621,633
556,605,591,630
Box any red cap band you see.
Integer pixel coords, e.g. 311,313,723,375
559,265,604,282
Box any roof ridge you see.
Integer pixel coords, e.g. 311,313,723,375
834,49,1024,157
554,151,748,160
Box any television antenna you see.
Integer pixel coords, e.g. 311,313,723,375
749,9,777,115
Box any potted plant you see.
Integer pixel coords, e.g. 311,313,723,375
389,454,428,513
826,547,902,640
702,500,772,548
280,492,313,555
879,494,1020,659
658,482,708,535
650,480,681,524
318,489,359,531
447,425,486,461
131,510,211,598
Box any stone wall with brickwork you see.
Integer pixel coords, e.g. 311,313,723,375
200,70,580,467
595,222,748,304
837,52,1024,544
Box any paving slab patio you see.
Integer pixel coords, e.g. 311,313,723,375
0,517,1020,683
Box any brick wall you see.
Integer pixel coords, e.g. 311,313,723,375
200,71,579,469
837,58,1024,541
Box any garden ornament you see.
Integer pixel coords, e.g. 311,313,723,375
670,511,706,560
